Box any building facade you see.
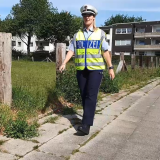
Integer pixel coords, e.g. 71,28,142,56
100,21,160,56
12,35,55,54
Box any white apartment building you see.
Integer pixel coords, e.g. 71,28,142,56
12,35,55,54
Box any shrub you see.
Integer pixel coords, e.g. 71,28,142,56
100,70,119,93
4,112,39,139
56,66,81,104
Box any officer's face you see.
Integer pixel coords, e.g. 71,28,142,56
83,14,95,26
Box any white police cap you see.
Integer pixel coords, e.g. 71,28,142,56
80,4,98,16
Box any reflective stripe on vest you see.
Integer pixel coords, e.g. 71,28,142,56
74,28,105,70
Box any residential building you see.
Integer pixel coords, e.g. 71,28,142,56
12,35,55,54
100,21,160,56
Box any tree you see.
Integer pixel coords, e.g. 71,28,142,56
3,0,56,55
36,11,82,43
104,14,146,26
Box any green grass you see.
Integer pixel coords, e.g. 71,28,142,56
12,61,56,118
115,66,160,90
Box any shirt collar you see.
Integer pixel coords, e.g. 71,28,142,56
84,27,94,32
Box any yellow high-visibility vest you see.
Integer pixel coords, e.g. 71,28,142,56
74,28,105,70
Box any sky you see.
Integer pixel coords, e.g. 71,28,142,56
0,0,160,26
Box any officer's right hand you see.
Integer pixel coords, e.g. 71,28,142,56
59,64,66,72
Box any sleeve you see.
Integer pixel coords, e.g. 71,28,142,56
68,33,77,53
68,39,75,52
101,39,109,52
101,30,109,52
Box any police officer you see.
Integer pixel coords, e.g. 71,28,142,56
59,4,115,135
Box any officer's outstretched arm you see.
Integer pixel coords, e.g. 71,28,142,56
59,50,74,72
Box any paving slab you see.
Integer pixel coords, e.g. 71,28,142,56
119,141,159,160
117,114,142,123
39,126,100,158
122,109,146,118
128,132,160,148
38,114,58,125
70,152,107,160
20,151,64,160
114,152,157,160
93,114,115,129
100,107,123,116
79,136,119,160
134,125,160,138
138,120,160,130
139,80,160,93
32,123,69,144
102,124,135,136
1,139,36,156
0,152,17,160
109,119,137,129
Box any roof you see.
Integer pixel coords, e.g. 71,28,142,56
99,20,160,29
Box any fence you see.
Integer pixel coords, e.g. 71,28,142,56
112,54,160,69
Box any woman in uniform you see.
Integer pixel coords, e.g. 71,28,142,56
59,4,115,135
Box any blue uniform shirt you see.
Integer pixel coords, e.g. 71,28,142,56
68,27,109,52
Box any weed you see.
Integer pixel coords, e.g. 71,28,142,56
80,131,100,147
4,112,39,139
44,116,59,124
58,129,68,135
72,149,79,155
33,145,39,150
0,140,6,145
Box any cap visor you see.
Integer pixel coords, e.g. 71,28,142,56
82,11,95,15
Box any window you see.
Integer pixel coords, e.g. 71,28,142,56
18,42,21,47
30,42,33,47
126,40,131,45
136,28,145,33
127,28,132,33
155,51,160,56
139,40,145,45
115,40,131,46
12,41,16,46
122,28,126,33
156,28,160,32
116,28,132,34
155,40,160,45
115,52,131,55
116,28,121,34
115,40,121,46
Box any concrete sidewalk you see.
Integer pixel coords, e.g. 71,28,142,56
0,78,160,160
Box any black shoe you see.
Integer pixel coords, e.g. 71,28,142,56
77,124,90,135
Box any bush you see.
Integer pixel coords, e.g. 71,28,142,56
56,66,81,104
4,112,39,139
100,70,119,93
56,66,119,105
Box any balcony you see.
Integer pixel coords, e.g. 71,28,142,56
134,32,160,38
134,45,160,51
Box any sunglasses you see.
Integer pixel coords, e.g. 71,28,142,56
82,13,94,17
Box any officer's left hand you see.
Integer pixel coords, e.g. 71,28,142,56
109,69,115,80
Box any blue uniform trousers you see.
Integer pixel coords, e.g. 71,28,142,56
76,68,103,126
